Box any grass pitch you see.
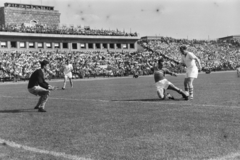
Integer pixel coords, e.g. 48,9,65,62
0,71,240,160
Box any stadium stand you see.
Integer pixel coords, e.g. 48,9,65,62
0,24,138,37
0,2,239,81
0,36,239,82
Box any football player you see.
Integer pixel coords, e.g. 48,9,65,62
179,46,202,100
236,66,240,77
28,60,57,112
62,59,73,90
147,59,189,100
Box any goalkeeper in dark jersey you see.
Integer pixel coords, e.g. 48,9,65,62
147,58,189,100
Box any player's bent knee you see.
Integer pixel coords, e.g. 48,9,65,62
157,91,164,99
39,90,50,96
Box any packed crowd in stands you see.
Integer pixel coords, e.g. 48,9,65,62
0,50,145,81
0,37,240,82
139,37,240,72
0,23,138,37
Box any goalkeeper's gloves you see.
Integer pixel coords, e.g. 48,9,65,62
48,85,55,90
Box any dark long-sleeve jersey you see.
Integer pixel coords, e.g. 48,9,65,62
152,68,175,82
28,69,49,89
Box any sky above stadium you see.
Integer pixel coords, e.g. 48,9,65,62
2,0,240,40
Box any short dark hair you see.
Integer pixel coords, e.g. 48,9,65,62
180,46,187,52
39,60,49,68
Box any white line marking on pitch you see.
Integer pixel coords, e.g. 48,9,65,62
1,94,240,160
0,95,240,109
208,152,240,160
0,138,92,160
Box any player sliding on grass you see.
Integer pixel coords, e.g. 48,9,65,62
147,58,189,100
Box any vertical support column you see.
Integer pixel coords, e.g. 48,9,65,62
26,42,29,50
60,42,63,50
7,41,10,49
34,42,37,49
68,42,72,51
77,42,80,50
16,41,19,49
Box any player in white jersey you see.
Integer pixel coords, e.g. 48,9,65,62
62,60,73,90
179,46,202,100
236,66,240,77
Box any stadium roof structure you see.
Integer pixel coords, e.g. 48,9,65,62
0,31,140,51
0,32,139,40
218,35,240,41
140,36,163,40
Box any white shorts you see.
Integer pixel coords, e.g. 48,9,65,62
186,67,198,78
64,72,72,79
155,79,172,93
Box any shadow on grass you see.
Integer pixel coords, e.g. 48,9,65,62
112,98,187,102
0,109,36,113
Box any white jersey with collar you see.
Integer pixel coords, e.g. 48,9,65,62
181,51,197,68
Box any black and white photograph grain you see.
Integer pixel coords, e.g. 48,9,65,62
0,0,240,159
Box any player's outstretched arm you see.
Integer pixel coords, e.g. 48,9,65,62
171,72,177,77
164,68,177,77
142,45,180,66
